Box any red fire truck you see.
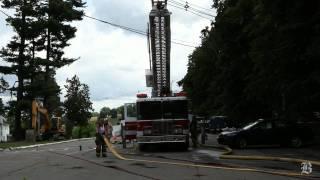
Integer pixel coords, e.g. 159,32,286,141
122,1,191,150
136,92,190,150
121,103,137,148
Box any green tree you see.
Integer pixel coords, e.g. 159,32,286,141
110,108,117,119
25,73,61,112
99,107,111,119
0,77,8,93
117,105,124,120
39,0,85,106
0,98,5,116
91,112,99,117
181,0,320,126
0,0,40,139
64,75,93,138
0,0,85,139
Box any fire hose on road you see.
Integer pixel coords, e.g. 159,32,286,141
199,143,320,167
103,136,319,179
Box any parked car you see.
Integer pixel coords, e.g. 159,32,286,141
217,119,314,148
208,116,227,133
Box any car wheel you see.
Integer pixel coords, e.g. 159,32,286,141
236,138,247,149
290,137,302,148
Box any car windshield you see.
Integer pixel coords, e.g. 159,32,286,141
242,121,259,130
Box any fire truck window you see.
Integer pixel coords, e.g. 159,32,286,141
163,100,188,119
137,101,162,120
126,104,137,118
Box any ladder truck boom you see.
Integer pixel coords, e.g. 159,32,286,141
136,0,190,150
148,0,171,97
122,1,190,150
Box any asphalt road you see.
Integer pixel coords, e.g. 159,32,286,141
0,138,318,180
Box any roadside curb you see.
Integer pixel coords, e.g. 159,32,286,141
8,137,94,151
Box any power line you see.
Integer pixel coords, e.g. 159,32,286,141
167,2,213,20
175,0,213,12
0,9,10,17
1,9,197,48
169,0,215,17
168,2,212,20
167,1,214,19
84,15,146,36
171,41,197,48
171,38,195,45
168,0,215,18
84,14,197,48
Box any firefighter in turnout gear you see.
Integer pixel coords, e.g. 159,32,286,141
190,116,199,148
95,120,112,157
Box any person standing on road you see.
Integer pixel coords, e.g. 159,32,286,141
201,119,207,145
95,120,108,157
105,119,113,141
190,116,199,148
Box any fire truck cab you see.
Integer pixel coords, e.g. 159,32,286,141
121,103,137,148
136,93,190,150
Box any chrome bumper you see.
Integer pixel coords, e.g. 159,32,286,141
137,135,187,144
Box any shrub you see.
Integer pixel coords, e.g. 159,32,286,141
72,123,96,139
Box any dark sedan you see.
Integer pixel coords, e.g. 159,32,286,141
217,119,314,148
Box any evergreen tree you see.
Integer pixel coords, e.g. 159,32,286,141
0,98,5,116
0,0,39,139
64,75,93,138
0,77,9,93
0,0,85,139
40,0,85,106
0,79,5,116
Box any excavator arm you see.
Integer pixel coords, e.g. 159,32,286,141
31,100,51,133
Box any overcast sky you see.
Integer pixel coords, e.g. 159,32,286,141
0,0,215,112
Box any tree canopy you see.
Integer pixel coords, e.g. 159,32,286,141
0,0,85,139
99,107,111,119
64,75,93,127
180,0,320,126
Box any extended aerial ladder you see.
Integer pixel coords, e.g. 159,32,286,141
146,0,172,97
122,1,189,150
134,0,190,150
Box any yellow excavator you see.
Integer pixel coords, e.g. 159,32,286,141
31,99,65,140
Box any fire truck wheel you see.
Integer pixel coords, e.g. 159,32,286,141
183,141,189,151
183,135,190,151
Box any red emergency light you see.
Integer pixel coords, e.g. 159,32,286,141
137,93,147,98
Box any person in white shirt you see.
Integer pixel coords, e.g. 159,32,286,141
95,120,108,157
